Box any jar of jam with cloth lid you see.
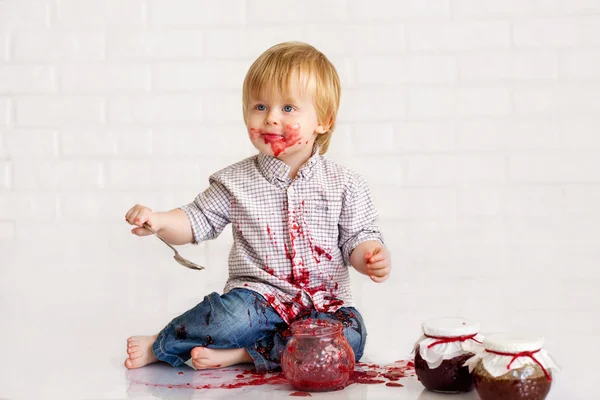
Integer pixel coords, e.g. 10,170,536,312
281,319,355,392
465,334,560,400
414,317,484,393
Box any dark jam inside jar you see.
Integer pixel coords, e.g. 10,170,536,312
414,349,474,393
473,361,552,400
281,319,355,392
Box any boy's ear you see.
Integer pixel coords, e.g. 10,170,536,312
315,124,327,134
315,118,332,134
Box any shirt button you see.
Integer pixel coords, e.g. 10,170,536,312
287,186,294,195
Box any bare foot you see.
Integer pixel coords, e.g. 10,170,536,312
190,347,253,370
125,335,159,369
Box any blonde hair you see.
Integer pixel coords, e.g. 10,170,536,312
242,42,341,154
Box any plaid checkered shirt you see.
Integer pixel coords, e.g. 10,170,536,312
180,146,384,324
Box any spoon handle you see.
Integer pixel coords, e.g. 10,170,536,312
143,223,178,254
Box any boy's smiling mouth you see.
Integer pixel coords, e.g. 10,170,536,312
261,133,284,141
249,124,303,156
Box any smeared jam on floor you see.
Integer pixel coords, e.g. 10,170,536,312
128,360,415,395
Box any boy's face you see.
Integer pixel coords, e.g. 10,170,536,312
246,82,327,161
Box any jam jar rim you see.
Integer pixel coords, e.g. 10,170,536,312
290,319,343,337
422,317,480,338
482,333,545,353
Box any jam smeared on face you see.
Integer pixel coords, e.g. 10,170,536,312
250,123,303,157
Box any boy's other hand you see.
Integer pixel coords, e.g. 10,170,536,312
364,246,391,283
125,204,159,236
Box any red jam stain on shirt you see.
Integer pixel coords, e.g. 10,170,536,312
263,292,305,325
266,223,278,247
313,246,332,261
258,197,343,321
305,283,326,297
284,243,293,260
295,202,337,290
264,255,275,275
295,267,310,287
250,124,303,157
253,157,348,325
321,299,344,313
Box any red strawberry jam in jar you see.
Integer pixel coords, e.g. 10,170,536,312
466,334,560,400
414,317,484,393
281,319,355,392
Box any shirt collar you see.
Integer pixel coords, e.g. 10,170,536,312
257,143,321,184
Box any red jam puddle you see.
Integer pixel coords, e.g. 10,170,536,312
127,360,415,396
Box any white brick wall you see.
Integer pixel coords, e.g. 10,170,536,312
54,0,146,28
149,0,245,26
0,98,10,125
15,96,105,127
107,30,204,60
407,21,511,51
0,2,598,397
60,65,150,92
14,31,106,61
108,94,203,123
0,66,55,93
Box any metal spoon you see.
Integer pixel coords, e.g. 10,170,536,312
143,223,204,271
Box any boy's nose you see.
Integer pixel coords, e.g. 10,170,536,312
264,112,279,126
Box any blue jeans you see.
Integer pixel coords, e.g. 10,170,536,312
152,288,367,372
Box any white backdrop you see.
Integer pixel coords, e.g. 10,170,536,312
1,1,599,399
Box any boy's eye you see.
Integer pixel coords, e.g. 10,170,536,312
283,105,294,112
256,104,267,111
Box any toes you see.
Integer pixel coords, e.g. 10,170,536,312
192,359,220,370
124,356,146,369
191,347,208,359
129,350,143,359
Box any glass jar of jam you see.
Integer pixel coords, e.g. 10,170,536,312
281,319,355,392
414,317,484,393
465,334,560,400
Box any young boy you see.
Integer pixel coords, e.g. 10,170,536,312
124,42,391,372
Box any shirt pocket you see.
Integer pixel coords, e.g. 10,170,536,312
303,199,342,242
